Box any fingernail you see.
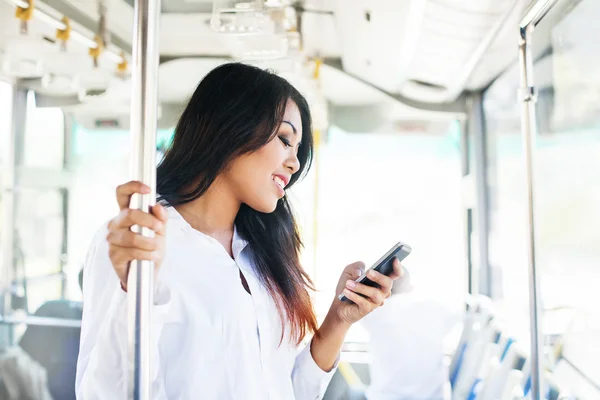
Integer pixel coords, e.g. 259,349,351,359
343,289,352,296
346,280,356,288
141,185,151,193
368,270,376,278
356,269,363,277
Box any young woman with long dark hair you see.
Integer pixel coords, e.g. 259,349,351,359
76,63,403,399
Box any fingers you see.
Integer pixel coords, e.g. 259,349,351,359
345,280,386,306
344,261,365,278
388,258,404,280
106,229,159,251
151,203,168,225
116,181,151,210
108,245,161,282
341,288,373,314
364,269,394,293
109,183,166,290
338,259,407,322
109,208,166,236
109,245,161,266
106,208,165,274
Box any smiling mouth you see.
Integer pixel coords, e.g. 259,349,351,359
273,175,286,191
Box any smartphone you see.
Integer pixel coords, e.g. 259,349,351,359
338,242,412,302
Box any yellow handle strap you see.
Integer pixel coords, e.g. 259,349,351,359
15,0,34,21
313,57,322,80
117,52,128,74
89,35,104,66
56,16,71,41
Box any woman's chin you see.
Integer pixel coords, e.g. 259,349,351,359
247,198,279,214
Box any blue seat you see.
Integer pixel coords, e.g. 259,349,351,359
450,342,468,388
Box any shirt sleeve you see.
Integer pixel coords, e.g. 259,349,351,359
75,226,175,400
291,339,340,400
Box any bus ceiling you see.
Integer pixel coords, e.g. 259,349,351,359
0,0,549,113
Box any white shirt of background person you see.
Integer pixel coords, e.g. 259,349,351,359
359,268,462,400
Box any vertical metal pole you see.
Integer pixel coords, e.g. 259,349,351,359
311,59,325,282
0,85,15,346
311,128,320,281
458,118,475,296
518,26,543,399
127,0,160,397
517,2,561,398
1,90,15,316
1,87,26,314
59,188,69,298
60,113,73,299
470,93,492,297
1,86,26,348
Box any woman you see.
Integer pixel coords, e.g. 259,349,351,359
75,63,403,399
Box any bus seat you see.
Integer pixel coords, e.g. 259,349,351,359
0,345,54,400
18,299,82,400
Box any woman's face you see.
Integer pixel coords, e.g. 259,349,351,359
221,100,304,213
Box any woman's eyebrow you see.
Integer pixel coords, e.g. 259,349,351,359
282,120,297,134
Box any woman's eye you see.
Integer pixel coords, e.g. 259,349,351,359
279,136,292,147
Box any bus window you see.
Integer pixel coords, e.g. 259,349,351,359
0,81,12,166
24,94,65,170
0,81,13,259
485,0,600,395
289,124,467,335
0,80,12,201
14,188,65,312
9,97,68,313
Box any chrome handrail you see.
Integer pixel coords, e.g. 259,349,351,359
0,314,81,328
518,0,561,398
127,0,161,398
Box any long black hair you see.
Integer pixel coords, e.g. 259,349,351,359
157,63,317,345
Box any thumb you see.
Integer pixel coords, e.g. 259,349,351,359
344,261,365,278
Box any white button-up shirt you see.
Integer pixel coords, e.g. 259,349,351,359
76,207,337,399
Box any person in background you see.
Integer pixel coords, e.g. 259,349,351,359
357,268,461,400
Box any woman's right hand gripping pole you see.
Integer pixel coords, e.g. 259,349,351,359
76,181,170,399
106,180,168,291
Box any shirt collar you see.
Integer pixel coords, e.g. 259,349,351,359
164,203,249,257
232,226,249,260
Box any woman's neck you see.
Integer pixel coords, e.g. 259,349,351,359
175,178,240,250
